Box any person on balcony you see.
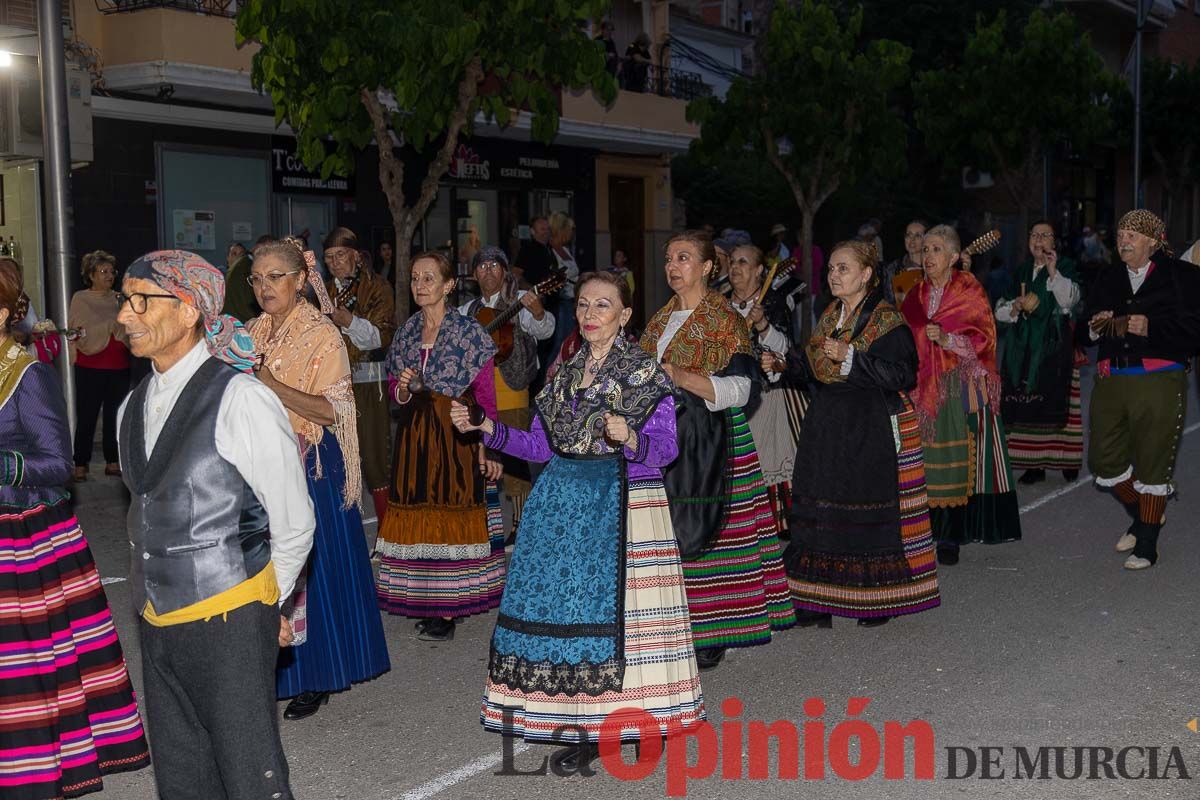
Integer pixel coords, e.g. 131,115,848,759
624,33,651,92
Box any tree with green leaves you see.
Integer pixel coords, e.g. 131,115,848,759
914,9,1117,234
235,0,615,316
687,0,910,330
1113,56,1200,240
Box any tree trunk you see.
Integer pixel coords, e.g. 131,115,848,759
798,207,816,343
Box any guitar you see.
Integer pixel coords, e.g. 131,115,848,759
472,271,566,364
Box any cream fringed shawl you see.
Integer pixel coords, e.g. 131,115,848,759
249,302,362,509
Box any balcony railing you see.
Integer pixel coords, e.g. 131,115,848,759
617,60,713,102
97,0,237,16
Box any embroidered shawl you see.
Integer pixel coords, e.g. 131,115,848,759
900,269,1000,432
387,307,497,397
0,338,36,414
640,289,753,374
806,293,905,384
535,334,674,455
248,301,361,509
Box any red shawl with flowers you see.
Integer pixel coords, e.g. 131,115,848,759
900,269,1000,432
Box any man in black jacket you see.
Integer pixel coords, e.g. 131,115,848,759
1086,210,1200,570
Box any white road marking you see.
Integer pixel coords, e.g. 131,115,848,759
100,577,126,585
398,742,532,800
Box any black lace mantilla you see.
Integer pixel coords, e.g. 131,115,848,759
488,648,626,698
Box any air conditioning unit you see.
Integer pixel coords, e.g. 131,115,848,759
962,166,994,190
0,53,93,164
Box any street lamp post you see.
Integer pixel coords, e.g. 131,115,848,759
1132,0,1150,208
35,0,77,431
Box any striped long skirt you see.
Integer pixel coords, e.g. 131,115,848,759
0,499,149,799
750,384,807,534
1006,367,1084,472
481,478,704,742
682,407,796,651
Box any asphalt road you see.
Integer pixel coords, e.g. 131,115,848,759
78,363,1200,799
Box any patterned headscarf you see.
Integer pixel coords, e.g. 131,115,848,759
1118,210,1173,257
126,250,258,373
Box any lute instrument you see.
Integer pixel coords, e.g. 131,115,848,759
472,271,566,364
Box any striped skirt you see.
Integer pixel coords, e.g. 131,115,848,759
683,407,796,651
481,479,705,742
1006,367,1084,472
788,406,940,618
376,482,506,618
0,500,149,799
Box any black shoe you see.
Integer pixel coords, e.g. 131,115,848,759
415,617,435,633
418,618,455,641
794,610,833,628
857,616,891,628
695,647,726,671
936,543,960,566
283,691,329,720
504,529,518,548
1062,469,1079,483
551,742,598,774
1018,469,1046,485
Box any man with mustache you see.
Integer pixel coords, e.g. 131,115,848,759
1086,211,1200,570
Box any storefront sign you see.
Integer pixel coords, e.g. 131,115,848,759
271,137,356,195
444,140,583,189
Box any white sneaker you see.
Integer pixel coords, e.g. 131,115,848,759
1123,555,1153,570
1115,532,1137,553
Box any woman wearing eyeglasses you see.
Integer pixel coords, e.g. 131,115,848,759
247,239,390,721
68,249,130,482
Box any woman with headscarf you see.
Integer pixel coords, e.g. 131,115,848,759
454,270,704,772
996,220,1084,485
376,251,502,642
0,258,150,798
763,242,939,628
248,238,390,720
727,243,806,532
68,249,130,481
900,225,1022,565
640,231,795,672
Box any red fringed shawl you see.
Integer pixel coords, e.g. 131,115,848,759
900,269,1000,431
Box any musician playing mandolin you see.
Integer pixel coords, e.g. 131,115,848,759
324,227,397,524
458,246,555,537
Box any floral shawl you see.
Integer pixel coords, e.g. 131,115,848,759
640,289,753,375
387,306,496,397
806,293,905,384
534,334,674,456
900,269,1000,433
249,301,361,509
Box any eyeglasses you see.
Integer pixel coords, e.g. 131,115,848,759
1029,232,1055,240
94,268,117,277
325,248,356,262
247,270,302,288
475,261,505,273
116,292,179,314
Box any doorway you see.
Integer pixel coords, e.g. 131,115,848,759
608,175,645,329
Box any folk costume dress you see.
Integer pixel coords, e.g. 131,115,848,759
996,258,1084,475
249,302,391,698
901,269,1022,547
0,338,149,798
479,335,704,743
640,290,796,651
780,292,940,619
731,286,807,533
376,308,504,618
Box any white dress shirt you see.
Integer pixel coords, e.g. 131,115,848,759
334,276,385,385
117,340,316,602
656,309,751,411
994,265,1081,321
458,290,556,341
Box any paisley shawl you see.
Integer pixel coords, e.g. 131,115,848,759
387,306,497,397
639,289,752,375
806,296,905,385
534,334,674,456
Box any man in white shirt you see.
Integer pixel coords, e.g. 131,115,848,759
459,246,553,535
115,250,315,800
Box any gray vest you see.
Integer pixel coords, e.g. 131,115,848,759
119,357,272,615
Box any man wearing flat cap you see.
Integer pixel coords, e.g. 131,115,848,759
1086,211,1200,570
115,250,316,798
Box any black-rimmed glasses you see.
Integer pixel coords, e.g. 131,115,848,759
116,292,179,314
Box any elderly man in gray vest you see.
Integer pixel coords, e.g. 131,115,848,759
115,250,315,800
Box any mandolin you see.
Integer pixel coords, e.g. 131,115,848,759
472,271,566,364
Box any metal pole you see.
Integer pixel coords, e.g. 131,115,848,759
36,0,76,432
1132,0,1148,208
